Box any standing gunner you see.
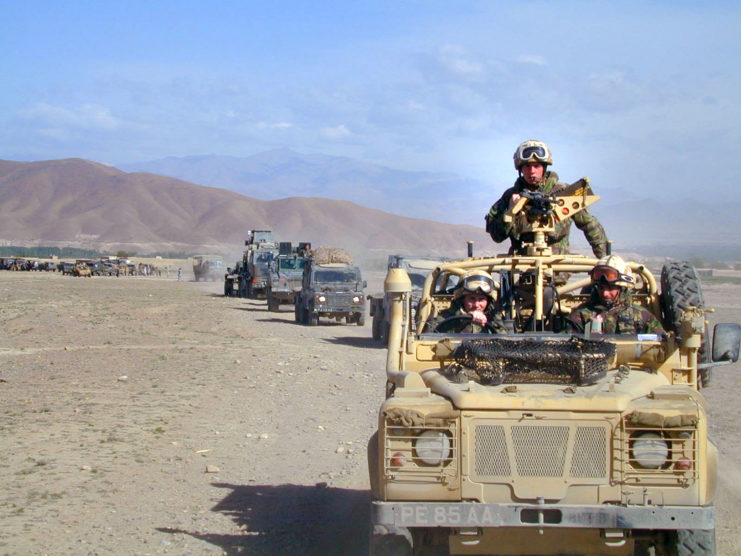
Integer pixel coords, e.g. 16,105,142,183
486,139,608,257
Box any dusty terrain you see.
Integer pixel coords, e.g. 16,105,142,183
1,271,740,555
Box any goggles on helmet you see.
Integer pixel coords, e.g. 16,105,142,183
519,145,548,163
459,274,494,295
591,265,634,285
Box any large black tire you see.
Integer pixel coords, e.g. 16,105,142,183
267,290,279,312
356,312,365,326
372,312,382,341
294,302,300,322
661,261,712,387
666,528,715,555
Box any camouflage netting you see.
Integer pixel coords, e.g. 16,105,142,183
311,247,354,265
451,337,615,386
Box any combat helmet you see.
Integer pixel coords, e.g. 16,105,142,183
453,269,498,303
591,255,635,288
513,139,553,170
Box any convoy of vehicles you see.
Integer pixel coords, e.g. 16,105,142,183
366,186,740,555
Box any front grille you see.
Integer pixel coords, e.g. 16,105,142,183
472,421,609,482
512,425,569,476
571,426,608,478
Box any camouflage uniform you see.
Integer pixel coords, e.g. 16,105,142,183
428,299,505,334
485,171,608,257
568,288,665,335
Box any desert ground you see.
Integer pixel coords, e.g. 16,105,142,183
1,269,740,555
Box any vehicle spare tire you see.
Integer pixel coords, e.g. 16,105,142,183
660,261,711,387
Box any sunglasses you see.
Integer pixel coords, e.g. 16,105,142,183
591,265,634,285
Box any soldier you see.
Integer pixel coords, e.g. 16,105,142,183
429,270,505,333
568,255,665,335
485,139,608,257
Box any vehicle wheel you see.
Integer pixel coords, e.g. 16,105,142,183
357,312,365,326
267,292,279,312
309,311,319,326
372,312,381,340
224,280,232,296
294,303,300,322
661,261,711,386
666,528,715,555
369,524,413,556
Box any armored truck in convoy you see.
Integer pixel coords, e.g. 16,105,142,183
368,182,740,555
223,230,279,298
294,249,366,326
266,242,310,311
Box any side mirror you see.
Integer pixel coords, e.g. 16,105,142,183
712,323,741,362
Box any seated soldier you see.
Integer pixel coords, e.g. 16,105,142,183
429,269,505,333
568,255,665,335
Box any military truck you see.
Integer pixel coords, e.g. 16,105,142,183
369,255,452,344
266,242,310,311
368,181,740,555
192,255,224,282
239,230,279,298
294,248,367,326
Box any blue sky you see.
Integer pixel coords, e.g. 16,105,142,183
1,1,739,197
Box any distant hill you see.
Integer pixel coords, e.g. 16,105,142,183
119,149,492,226
120,149,741,258
0,158,494,265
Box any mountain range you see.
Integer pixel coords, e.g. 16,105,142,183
0,158,493,265
1,151,739,265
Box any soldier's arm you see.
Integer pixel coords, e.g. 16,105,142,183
485,193,515,243
572,210,608,258
636,307,666,335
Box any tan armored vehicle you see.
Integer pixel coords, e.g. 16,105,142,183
73,260,92,277
368,182,740,555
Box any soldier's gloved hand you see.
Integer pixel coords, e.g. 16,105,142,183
470,310,488,326
508,193,522,210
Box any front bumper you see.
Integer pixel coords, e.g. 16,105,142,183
371,501,713,530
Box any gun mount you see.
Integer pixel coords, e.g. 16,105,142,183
504,177,600,255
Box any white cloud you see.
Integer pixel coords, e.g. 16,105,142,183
517,55,547,66
256,121,293,130
321,125,352,140
18,103,122,131
438,44,483,77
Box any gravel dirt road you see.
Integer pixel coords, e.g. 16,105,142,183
1,271,740,555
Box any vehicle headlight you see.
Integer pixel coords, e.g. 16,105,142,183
352,295,361,303
414,430,451,466
317,295,326,303
631,432,669,469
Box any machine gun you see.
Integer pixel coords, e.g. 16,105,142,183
503,177,599,255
